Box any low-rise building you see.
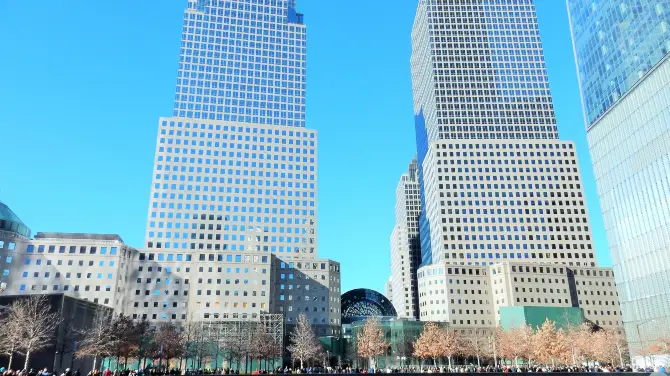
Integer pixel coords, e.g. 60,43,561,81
418,262,622,330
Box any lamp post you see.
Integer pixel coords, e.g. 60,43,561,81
53,351,59,375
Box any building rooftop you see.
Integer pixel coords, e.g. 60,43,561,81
34,232,124,242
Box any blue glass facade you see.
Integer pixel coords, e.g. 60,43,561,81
568,0,670,360
568,0,670,125
174,0,306,127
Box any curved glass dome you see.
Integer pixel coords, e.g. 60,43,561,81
341,288,397,324
0,201,31,238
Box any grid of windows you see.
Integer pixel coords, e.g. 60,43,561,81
390,158,422,319
146,119,317,258
418,263,621,328
174,0,306,126
411,0,558,141
568,0,670,125
0,234,133,312
421,140,596,266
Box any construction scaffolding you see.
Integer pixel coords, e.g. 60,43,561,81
184,313,283,371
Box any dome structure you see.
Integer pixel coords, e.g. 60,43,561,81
0,201,31,238
341,288,397,324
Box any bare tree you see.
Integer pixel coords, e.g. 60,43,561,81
439,328,462,369
153,322,185,371
12,295,63,370
532,319,569,366
109,313,137,370
287,314,320,369
499,324,532,366
76,311,114,371
592,328,629,366
54,311,87,370
356,317,388,369
250,327,280,371
566,323,594,365
0,305,23,370
413,322,443,366
225,322,250,372
465,330,490,367
133,318,155,369
204,322,225,370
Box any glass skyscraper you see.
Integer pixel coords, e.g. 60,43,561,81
568,0,670,125
173,0,306,127
567,0,670,361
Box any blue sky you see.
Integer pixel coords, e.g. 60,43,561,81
0,0,609,294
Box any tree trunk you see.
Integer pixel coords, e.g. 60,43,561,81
476,354,480,367
447,356,452,369
24,349,33,370
300,358,303,369
8,352,14,370
92,356,98,371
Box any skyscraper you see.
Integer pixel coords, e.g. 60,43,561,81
389,158,421,319
0,0,342,338
131,0,341,331
407,0,620,330
567,0,670,360
412,0,593,268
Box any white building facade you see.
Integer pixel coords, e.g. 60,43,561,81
406,0,620,333
389,159,421,319
1,0,341,336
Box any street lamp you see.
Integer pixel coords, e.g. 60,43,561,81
53,351,59,375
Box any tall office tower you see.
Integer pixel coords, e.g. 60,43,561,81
567,0,670,360
389,158,421,319
411,0,593,267
409,0,619,330
129,0,341,333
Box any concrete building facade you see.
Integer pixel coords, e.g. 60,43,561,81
418,262,621,330
404,0,622,334
1,0,341,336
389,159,421,319
0,215,136,313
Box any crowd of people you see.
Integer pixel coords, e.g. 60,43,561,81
0,365,665,376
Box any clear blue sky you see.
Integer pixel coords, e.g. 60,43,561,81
0,0,610,294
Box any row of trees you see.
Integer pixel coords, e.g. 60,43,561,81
0,296,283,372
75,314,282,372
0,295,62,370
413,319,629,367
350,317,631,369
